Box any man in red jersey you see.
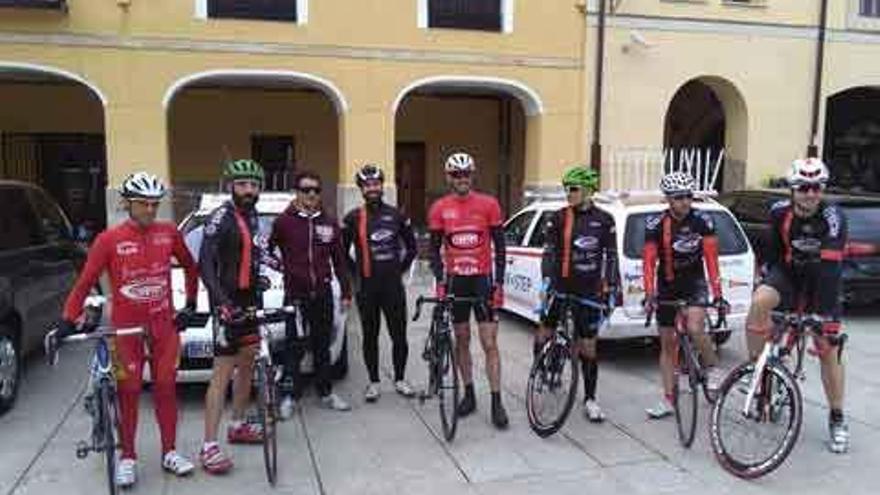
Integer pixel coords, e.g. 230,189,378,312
427,152,508,429
48,172,199,487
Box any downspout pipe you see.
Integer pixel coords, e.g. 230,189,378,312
590,0,608,178
808,0,830,158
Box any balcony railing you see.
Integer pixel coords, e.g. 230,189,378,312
208,0,297,22
0,0,66,9
862,0,880,17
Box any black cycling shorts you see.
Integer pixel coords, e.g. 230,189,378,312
214,289,260,357
656,278,708,328
762,265,839,315
541,295,603,339
449,276,496,324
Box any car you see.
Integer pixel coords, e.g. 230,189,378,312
718,188,880,306
502,190,755,344
168,192,349,383
0,181,86,413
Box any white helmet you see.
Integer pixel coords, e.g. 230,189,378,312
659,171,695,196
444,152,475,173
120,172,166,200
787,158,829,186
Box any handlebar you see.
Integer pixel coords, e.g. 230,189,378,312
62,326,144,342
412,295,484,322
643,299,728,330
226,305,299,326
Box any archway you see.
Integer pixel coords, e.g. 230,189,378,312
823,87,880,193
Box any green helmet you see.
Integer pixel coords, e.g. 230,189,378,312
223,159,265,182
562,166,599,191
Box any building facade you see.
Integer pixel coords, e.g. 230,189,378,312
0,0,878,229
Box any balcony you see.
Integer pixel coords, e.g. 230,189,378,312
208,0,297,22
0,0,66,8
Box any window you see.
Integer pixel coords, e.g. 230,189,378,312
424,0,508,32
207,0,298,22
623,210,749,259
504,211,535,247
0,0,65,9
528,211,556,248
252,135,295,191
27,188,72,244
0,186,43,251
862,0,880,17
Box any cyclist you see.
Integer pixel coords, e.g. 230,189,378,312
536,166,617,422
427,151,509,429
50,172,198,487
642,171,728,419
745,158,849,453
198,159,267,474
270,170,353,417
342,164,418,402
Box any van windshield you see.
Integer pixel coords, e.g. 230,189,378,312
623,210,749,259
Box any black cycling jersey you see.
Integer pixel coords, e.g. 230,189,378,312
342,201,417,281
199,200,261,308
764,199,847,314
541,204,618,296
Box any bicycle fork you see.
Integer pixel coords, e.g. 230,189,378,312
741,342,774,417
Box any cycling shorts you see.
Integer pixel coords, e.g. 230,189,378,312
449,276,496,324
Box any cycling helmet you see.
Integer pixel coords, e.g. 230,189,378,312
562,166,599,191
223,159,265,182
355,164,384,186
444,152,475,173
120,172,166,200
659,171,695,196
787,158,829,186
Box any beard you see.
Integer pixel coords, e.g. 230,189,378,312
364,190,383,205
233,192,258,209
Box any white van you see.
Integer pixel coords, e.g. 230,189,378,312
501,191,754,344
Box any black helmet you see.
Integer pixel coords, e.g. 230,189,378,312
355,164,384,186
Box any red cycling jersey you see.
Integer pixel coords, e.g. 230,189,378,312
428,192,503,277
63,220,199,326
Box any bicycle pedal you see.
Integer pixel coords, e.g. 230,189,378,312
418,391,429,404
75,441,89,459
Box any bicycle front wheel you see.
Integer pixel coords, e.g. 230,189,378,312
256,358,278,485
98,382,117,495
436,333,459,442
526,340,579,438
710,361,802,479
674,337,699,448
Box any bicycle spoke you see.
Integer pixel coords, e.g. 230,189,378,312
526,343,579,437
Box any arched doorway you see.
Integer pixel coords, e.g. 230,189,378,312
164,70,347,219
392,76,542,226
664,77,748,192
823,87,880,193
0,63,107,239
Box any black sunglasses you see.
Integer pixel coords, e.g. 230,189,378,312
298,186,322,195
448,171,472,179
793,183,824,194
564,185,584,193
668,193,693,201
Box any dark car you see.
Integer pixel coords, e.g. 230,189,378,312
0,181,86,414
718,188,880,305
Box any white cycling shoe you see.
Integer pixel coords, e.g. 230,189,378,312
162,450,195,476
115,458,137,487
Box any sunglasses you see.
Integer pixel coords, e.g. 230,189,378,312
129,199,161,208
298,186,322,195
564,185,583,193
793,183,824,194
668,194,693,201
448,171,472,179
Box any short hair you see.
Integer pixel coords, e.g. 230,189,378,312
294,171,322,189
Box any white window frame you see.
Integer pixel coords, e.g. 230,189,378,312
417,0,513,33
848,0,880,30
195,0,308,24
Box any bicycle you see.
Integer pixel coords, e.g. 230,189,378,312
709,310,847,479
645,299,727,448
526,292,610,438
45,296,143,495
412,295,482,442
228,305,298,486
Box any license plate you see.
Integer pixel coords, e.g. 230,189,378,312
185,341,213,359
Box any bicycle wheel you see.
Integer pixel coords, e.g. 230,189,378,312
256,358,278,485
526,339,579,438
436,332,459,442
98,381,117,495
709,360,802,479
673,336,699,448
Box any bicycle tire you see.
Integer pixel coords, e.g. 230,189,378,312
526,340,579,438
674,336,699,448
709,360,802,479
256,358,278,485
436,333,459,442
98,381,117,495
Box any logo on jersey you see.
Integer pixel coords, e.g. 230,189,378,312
370,229,395,243
823,207,842,238
672,234,702,254
315,225,334,243
791,238,821,254
573,236,599,251
152,234,173,246
119,276,167,302
448,231,484,249
116,241,139,256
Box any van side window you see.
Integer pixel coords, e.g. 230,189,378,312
27,188,71,244
504,211,535,247
527,211,556,248
0,186,43,251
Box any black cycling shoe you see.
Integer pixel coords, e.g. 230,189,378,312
457,390,476,417
491,399,509,429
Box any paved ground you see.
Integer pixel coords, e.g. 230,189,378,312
3,282,879,495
